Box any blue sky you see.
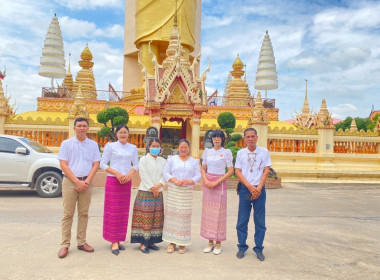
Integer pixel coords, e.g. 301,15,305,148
0,0,379,120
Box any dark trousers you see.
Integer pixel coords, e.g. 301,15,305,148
236,183,266,252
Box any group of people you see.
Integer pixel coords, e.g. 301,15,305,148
57,117,271,261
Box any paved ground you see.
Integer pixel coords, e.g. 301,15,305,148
0,183,379,280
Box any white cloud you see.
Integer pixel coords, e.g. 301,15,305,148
93,24,124,38
59,17,97,39
56,0,122,10
60,17,123,39
329,104,359,120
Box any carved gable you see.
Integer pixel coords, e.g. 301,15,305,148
167,84,188,104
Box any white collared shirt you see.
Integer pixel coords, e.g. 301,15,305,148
138,153,166,192
163,155,201,187
202,147,233,175
58,136,101,177
100,141,139,176
234,146,271,186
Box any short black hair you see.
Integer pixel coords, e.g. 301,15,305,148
146,138,161,154
211,129,225,147
244,128,258,136
74,117,89,126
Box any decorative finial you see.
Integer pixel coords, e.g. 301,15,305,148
55,13,57,17
68,53,71,71
174,0,178,27
266,30,268,34
305,79,308,100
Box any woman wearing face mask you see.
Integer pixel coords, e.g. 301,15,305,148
162,139,201,254
130,138,166,253
100,125,139,255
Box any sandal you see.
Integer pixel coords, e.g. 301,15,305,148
213,243,222,255
203,242,214,253
167,243,176,253
179,246,186,254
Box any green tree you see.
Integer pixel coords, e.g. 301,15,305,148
367,114,380,131
335,116,371,132
335,117,352,131
217,112,236,141
97,107,129,141
217,112,242,166
355,117,371,132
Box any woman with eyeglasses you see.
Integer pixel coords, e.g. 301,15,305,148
130,138,166,254
162,139,201,254
200,130,234,255
100,125,139,255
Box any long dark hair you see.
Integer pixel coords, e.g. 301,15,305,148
211,129,225,147
145,138,162,154
115,124,129,133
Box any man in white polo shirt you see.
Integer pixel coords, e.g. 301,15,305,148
57,117,101,258
235,128,271,261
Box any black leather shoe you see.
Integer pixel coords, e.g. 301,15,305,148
112,248,119,255
236,249,245,259
254,250,265,261
148,244,159,251
140,247,149,254
118,243,125,250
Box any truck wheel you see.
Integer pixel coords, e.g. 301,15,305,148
35,171,62,198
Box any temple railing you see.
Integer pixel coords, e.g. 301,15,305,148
4,129,146,149
268,138,318,153
206,96,275,108
42,87,127,101
334,141,379,154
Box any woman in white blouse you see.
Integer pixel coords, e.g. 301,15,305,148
162,139,201,254
200,130,234,255
100,125,139,255
130,138,166,254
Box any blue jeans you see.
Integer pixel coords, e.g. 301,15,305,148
236,183,266,252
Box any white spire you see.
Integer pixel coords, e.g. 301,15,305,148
39,14,66,89
254,30,278,99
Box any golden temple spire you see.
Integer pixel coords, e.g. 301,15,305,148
226,54,250,106
232,54,244,71
249,91,268,125
302,79,310,115
62,53,74,93
69,85,89,119
0,73,12,117
350,118,357,131
174,0,178,28
316,99,334,128
73,44,97,99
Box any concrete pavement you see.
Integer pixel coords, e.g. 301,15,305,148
0,183,379,280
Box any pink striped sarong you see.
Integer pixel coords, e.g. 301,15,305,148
200,173,227,241
103,176,132,242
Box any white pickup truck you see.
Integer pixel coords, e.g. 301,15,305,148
0,134,62,198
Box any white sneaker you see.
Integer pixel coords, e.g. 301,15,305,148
213,246,222,255
203,244,214,253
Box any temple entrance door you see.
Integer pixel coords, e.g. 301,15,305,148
161,127,181,158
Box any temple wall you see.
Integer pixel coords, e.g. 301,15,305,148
3,109,379,183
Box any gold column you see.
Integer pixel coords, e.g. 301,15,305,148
0,116,6,134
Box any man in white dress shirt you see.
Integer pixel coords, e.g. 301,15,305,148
57,117,101,258
234,128,271,261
